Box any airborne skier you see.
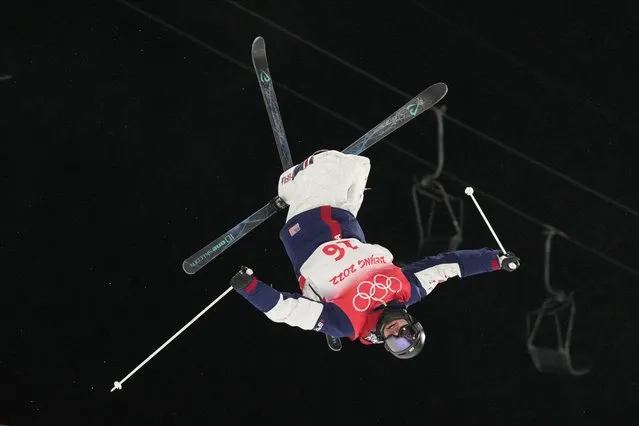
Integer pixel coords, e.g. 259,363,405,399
111,36,487,392
229,149,520,359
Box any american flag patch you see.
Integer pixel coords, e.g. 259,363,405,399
289,223,301,236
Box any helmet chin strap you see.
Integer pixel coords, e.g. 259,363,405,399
373,297,387,306
371,286,401,307
371,292,396,337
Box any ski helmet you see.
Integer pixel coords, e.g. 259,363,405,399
376,307,426,360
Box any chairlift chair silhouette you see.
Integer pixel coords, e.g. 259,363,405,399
525,227,591,376
411,106,464,256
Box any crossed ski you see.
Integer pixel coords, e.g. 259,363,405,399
182,37,448,276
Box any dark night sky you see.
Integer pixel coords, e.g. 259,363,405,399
3,1,639,425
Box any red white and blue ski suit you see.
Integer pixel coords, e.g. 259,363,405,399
235,151,502,345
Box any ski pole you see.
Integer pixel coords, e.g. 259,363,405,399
464,187,507,254
111,285,234,392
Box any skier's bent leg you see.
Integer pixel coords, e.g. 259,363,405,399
278,150,371,221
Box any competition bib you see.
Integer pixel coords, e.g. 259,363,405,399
299,238,395,300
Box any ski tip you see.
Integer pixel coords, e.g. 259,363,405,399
182,261,196,275
418,82,448,106
251,36,266,58
326,335,343,352
431,82,448,96
252,36,265,49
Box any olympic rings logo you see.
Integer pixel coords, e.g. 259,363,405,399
352,274,403,312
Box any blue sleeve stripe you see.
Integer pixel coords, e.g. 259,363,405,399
238,281,355,336
401,248,501,306
238,281,282,312
402,248,499,278
454,248,500,276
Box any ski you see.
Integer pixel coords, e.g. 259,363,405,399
342,82,448,156
326,335,343,352
254,36,343,352
251,36,294,171
182,82,448,274
182,197,285,274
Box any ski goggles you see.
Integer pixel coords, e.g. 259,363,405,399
384,324,419,353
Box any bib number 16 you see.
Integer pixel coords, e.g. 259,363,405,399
322,240,359,261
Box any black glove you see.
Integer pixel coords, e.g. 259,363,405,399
230,266,255,290
498,252,520,272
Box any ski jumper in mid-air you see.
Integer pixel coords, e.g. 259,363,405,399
230,150,520,359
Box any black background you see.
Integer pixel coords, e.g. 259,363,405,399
3,1,639,425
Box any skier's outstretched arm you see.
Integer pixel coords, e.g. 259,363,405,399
229,267,355,338
401,248,520,305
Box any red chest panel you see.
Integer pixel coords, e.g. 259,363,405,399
329,265,412,341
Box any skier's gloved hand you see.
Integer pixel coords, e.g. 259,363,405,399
230,266,256,290
498,252,520,272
